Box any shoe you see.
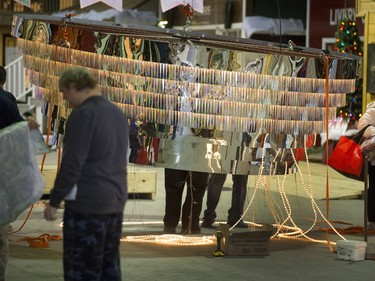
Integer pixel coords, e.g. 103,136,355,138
180,226,201,234
228,221,248,228
163,226,176,234
201,219,216,229
368,222,375,230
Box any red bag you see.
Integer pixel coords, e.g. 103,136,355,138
328,136,363,178
136,148,149,165
295,148,305,161
136,137,160,165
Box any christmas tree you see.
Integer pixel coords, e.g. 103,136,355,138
334,18,363,122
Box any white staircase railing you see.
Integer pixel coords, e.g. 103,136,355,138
4,55,34,101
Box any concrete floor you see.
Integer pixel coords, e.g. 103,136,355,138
5,154,375,281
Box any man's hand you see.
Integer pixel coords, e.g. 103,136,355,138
44,204,58,221
26,116,40,130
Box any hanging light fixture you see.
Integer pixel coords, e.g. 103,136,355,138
11,13,360,175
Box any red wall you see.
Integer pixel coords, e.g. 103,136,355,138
309,0,364,49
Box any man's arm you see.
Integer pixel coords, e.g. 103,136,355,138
26,115,40,129
44,205,58,221
47,110,94,209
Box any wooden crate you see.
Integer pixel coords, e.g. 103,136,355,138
127,170,157,200
41,166,157,200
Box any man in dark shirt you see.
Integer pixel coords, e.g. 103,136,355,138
0,66,38,129
44,66,129,281
0,94,23,128
0,66,24,129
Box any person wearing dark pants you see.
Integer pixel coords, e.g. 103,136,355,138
358,102,375,230
367,164,375,229
44,67,129,281
202,173,248,228
163,168,209,234
63,210,123,280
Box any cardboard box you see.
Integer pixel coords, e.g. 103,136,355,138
336,240,367,261
219,223,273,256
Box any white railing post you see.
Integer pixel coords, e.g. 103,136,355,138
4,56,43,132
4,55,34,101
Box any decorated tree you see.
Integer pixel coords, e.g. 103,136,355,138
334,17,363,122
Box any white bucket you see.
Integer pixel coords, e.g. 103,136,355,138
336,240,367,261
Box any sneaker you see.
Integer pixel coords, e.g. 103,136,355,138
201,219,216,229
368,222,375,230
228,221,248,228
163,226,176,234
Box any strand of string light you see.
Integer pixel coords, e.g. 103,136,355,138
270,142,310,238
230,134,346,244
30,83,338,135
121,234,215,246
29,76,340,120
32,91,330,136
17,38,356,94
294,135,318,236
272,150,318,239
20,42,350,135
278,150,346,241
273,145,346,242
269,145,344,242
31,74,339,122
22,53,347,109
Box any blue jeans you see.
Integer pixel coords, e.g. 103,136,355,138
203,174,248,224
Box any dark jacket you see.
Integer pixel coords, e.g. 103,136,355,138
0,90,23,129
49,96,129,214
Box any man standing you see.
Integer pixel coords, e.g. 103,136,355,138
202,132,251,229
163,168,209,234
201,174,248,228
0,66,29,127
0,65,39,281
44,67,129,281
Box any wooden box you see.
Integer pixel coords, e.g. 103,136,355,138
41,166,157,200
127,170,157,200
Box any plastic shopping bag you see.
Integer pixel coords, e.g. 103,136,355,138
0,122,46,225
328,136,363,178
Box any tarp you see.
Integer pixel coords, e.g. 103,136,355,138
0,122,46,225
